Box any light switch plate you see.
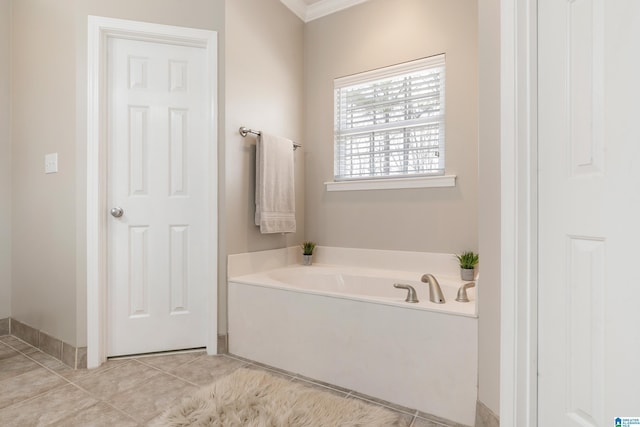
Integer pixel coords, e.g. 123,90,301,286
45,153,58,174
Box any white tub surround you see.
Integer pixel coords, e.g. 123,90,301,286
228,245,463,278
227,247,478,426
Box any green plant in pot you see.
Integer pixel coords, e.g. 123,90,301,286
301,241,316,266
456,251,479,281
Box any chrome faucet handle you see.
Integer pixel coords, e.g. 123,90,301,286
420,273,446,304
455,282,476,302
394,283,419,303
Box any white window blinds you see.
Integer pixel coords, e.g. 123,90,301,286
334,55,446,181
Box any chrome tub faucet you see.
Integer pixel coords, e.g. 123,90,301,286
394,283,419,303
421,273,446,304
455,282,476,302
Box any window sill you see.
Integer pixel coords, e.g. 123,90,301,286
324,175,456,192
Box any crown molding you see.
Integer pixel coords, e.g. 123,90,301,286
280,0,370,23
279,0,307,21
306,0,369,21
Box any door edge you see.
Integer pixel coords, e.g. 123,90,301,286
499,0,538,425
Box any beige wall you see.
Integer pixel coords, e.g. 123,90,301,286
10,0,224,347
303,0,478,253
221,0,304,332
11,0,78,344
477,0,501,416
0,0,11,319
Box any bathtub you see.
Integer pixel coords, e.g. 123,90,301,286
228,253,478,426
231,265,477,317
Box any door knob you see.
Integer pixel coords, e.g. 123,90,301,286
110,207,124,218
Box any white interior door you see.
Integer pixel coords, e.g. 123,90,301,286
538,0,640,424
107,36,210,356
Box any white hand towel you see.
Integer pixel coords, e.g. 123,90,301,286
255,133,296,234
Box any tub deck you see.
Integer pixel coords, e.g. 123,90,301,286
231,264,477,317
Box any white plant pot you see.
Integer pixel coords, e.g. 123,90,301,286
461,268,475,281
302,254,313,266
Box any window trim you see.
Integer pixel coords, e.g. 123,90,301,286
325,174,456,192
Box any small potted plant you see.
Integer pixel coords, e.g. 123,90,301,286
301,241,316,266
456,251,479,281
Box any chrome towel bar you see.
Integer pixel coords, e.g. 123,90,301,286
239,126,301,150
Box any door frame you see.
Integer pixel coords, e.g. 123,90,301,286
500,0,538,425
86,16,218,368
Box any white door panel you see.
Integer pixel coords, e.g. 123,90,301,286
107,37,209,356
539,0,640,424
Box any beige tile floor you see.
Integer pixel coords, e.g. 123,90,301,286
0,334,462,427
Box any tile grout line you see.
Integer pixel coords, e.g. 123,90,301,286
48,383,140,427
59,360,160,425
350,394,418,417
7,341,140,424
290,374,353,395
0,337,78,390
133,355,214,388
18,343,118,385
0,339,105,420
0,337,74,402
2,339,146,426
0,376,72,413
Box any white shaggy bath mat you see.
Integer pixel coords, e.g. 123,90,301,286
152,368,409,427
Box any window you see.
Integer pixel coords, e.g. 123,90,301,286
333,55,447,186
